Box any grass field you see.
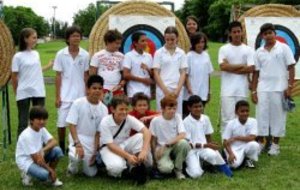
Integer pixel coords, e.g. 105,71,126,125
0,41,299,189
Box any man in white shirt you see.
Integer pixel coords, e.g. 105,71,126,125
53,26,90,153
150,94,190,179
90,29,126,97
184,95,232,178
16,106,63,187
223,100,260,169
218,21,255,132
66,75,108,177
99,95,151,184
123,31,154,98
252,23,295,156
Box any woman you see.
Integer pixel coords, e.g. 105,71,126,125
153,26,187,114
11,28,46,136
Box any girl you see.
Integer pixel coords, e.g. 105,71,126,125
183,32,213,117
12,28,46,136
153,26,187,114
185,16,200,38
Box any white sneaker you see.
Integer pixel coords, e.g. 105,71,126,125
21,172,33,186
268,144,280,156
245,159,255,168
52,179,63,187
175,170,186,180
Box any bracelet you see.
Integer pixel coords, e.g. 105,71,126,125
73,140,81,147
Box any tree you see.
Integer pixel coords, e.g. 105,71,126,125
73,3,108,37
3,6,49,44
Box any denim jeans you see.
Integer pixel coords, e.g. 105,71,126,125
17,97,45,136
27,146,63,181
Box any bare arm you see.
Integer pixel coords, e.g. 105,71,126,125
89,66,98,75
220,59,253,74
167,132,186,146
11,72,18,94
285,64,295,98
123,68,153,86
251,71,259,104
107,143,138,165
42,138,57,154
185,74,193,95
223,139,236,164
137,127,151,163
150,136,158,166
174,69,187,97
55,71,62,108
69,124,84,159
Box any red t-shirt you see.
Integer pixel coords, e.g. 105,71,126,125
129,110,159,136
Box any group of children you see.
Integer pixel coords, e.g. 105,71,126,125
13,16,295,186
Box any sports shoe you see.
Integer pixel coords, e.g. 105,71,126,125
175,169,186,180
268,144,280,156
21,172,33,186
131,163,147,185
245,159,255,168
52,178,63,187
217,164,233,177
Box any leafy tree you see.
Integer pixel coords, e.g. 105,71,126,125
3,6,49,44
73,3,108,37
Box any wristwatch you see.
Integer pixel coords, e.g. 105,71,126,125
73,140,81,147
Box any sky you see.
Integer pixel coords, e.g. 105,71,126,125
3,0,185,24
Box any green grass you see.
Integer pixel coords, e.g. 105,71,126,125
0,41,300,189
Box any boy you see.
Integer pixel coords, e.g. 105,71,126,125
184,95,232,178
123,31,154,99
223,100,260,169
16,106,63,186
53,26,90,153
66,75,108,177
90,29,126,96
218,21,255,132
149,94,191,179
129,92,160,133
99,95,151,184
252,23,295,156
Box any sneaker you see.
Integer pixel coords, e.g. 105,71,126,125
217,164,233,177
175,170,186,180
52,179,63,187
245,159,255,168
151,169,164,179
21,172,33,186
131,163,147,185
268,144,280,156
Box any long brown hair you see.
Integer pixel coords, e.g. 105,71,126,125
18,28,36,51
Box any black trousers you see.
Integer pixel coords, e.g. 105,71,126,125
17,97,45,136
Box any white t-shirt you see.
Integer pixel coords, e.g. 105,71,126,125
183,114,213,146
53,47,89,102
222,118,257,149
152,46,187,89
100,115,145,146
218,43,254,97
149,114,186,147
11,50,45,101
254,41,295,92
90,49,124,90
66,97,108,152
123,49,153,97
16,127,53,173
184,51,214,101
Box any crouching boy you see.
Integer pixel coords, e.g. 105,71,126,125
184,95,232,178
66,75,108,177
223,100,260,169
150,94,191,179
16,106,63,186
99,95,151,184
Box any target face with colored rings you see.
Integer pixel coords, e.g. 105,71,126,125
121,24,164,57
255,24,300,61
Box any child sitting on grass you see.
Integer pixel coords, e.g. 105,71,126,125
16,106,63,187
223,100,260,169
